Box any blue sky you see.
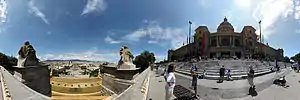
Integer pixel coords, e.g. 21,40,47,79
0,0,300,62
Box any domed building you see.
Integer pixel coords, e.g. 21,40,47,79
168,18,284,61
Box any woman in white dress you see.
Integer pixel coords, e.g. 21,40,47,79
164,64,176,100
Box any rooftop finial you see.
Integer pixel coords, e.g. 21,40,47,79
224,16,227,22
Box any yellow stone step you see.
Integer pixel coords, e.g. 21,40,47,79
51,96,109,100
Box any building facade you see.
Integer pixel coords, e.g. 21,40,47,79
168,18,284,61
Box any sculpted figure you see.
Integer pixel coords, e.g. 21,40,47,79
117,45,135,69
17,41,39,67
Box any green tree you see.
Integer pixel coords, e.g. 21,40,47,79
0,52,8,66
291,52,300,63
133,51,156,72
283,56,291,63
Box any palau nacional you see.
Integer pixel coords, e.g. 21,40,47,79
168,18,284,61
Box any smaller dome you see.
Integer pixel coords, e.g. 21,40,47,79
217,17,234,32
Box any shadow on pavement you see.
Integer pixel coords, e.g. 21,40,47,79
248,87,258,97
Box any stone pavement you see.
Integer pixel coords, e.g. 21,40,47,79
221,70,300,100
148,66,294,100
147,68,177,100
175,68,291,99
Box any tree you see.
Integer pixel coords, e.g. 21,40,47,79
0,52,8,66
0,53,17,72
133,51,156,72
291,52,300,63
283,56,290,63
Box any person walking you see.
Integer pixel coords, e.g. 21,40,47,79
248,65,255,91
219,65,225,83
190,63,198,95
164,64,176,100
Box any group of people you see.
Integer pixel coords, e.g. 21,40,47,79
218,65,233,82
292,62,299,72
162,63,257,100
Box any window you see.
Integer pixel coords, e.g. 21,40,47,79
249,41,253,46
211,39,217,47
221,38,230,46
234,39,240,47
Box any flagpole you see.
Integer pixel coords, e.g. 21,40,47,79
259,20,262,60
189,21,192,60
259,20,262,44
189,21,192,44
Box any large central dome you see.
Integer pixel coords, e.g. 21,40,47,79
217,17,234,32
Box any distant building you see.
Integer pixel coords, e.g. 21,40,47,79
168,18,284,61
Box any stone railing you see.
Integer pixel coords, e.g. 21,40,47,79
0,66,50,100
0,67,12,100
115,67,151,100
12,65,51,97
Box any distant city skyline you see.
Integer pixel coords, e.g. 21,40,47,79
0,0,300,62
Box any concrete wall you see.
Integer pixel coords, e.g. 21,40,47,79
0,66,50,100
13,66,51,97
102,75,131,94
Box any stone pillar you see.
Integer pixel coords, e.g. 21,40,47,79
232,37,235,47
230,36,232,47
217,36,219,47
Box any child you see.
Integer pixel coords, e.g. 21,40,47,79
226,69,232,81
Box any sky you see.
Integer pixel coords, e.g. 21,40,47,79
0,0,300,62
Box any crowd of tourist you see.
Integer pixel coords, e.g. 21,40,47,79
159,57,296,100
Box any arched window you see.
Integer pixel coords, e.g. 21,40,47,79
221,38,230,46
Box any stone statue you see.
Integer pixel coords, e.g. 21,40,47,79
117,45,136,70
17,41,39,67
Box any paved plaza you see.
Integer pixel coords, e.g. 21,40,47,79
147,67,300,100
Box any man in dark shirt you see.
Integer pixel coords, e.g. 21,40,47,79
219,65,225,82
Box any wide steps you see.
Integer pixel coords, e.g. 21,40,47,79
176,68,275,80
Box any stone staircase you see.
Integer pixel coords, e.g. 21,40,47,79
161,60,291,80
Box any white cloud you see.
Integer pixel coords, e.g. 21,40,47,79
104,36,122,44
82,0,107,15
39,48,120,62
28,0,49,24
0,0,7,23
148,40,158,44
123,21,186,49
123,29,147,41
252,0,294,37
234,0,252,8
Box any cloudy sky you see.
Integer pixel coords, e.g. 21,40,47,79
0,0,300,62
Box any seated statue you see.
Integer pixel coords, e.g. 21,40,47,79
117,45,136,70
17,41,39,67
